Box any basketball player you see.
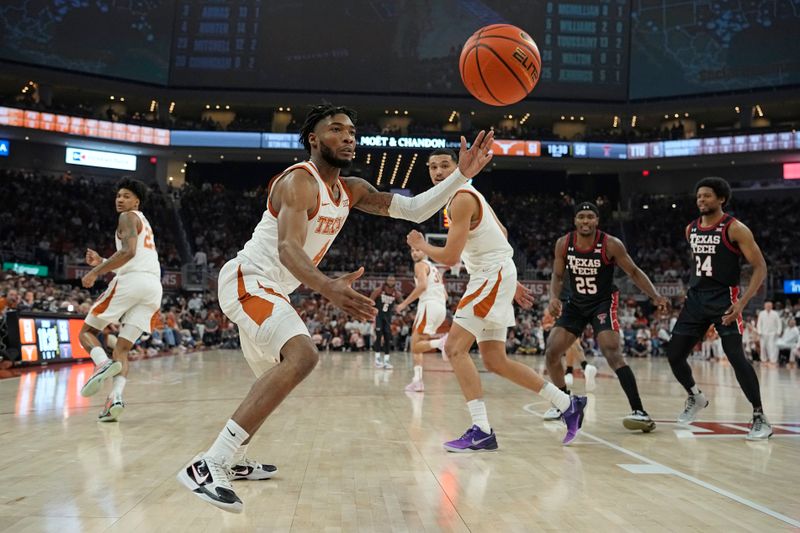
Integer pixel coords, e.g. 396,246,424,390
545,202,666,432
407,148,587,450
176,104,496,513
371,275,399,369
78,178,163,422
396,247,449,392
667,177,771,440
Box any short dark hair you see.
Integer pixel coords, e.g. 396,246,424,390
427,148,458,163
298,103,357,153
695,177,732,207
117,177,148,205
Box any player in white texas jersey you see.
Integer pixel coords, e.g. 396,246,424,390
396,248,449,392
78,178,163,422
177,104,496,513
407,149,588,452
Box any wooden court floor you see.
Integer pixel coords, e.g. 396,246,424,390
0,350,798,532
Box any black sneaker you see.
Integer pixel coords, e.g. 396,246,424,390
176,454,243,513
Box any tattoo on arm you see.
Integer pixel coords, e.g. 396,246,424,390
347,178,393,216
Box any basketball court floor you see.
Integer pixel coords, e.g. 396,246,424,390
1,350,798,532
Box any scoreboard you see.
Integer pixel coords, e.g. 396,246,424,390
536,0,629,100
8,313,90,365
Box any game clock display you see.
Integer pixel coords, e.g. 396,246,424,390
16,315,89,363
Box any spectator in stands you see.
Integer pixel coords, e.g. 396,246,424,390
776,318,799,367
757,301,782,364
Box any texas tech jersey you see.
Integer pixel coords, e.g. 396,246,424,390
687,214,741,290
563,230,616,305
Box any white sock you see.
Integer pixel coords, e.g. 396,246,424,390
413,365,423,382
111,375,126,396
231,443,249,465
90,346,109,366
467,399,491,433
690,386,701,395
207,419,249,464
540,382,571,412
429,338,443,350
383,353,391,363
374,352,382,360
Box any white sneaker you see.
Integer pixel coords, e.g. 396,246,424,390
382,356,393,370
565,373,574,387
623,410,656,432
584,364,598,392
176,454,243,513
375,358,384,368
677,392,709,424
543,407,562,421
746,413,773,440
229,458,278,480
98,393,125,422
80,359,122,397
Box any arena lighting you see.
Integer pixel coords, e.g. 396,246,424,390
215,105,220,109
755,105,764,117
735,106,741,114
641,170,649,177
120,97,125,102
389,154,403,185
683,112,689,117
287,107,291,112
671,203,677,208
579,116,584,121
643,204,649,209
376,152,387,185
219,155,224,159
205,105,210,109
403,110,408,115
169,102,176,114
560,115,565,120
631,115,637,127
109,96,115,100
225,105,230,110
612,116,619,128
365,153,371,164
674,113,679,118
401,153,418,188
570,116,575,120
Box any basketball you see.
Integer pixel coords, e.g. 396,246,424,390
459,24,541,106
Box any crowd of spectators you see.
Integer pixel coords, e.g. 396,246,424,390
0,169,183,271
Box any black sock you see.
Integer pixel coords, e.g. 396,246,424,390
565,366,574,375
580,360,588,370
615,365,644,412
753,406,763,415
667,334,699,394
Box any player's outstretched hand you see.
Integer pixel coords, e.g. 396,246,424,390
457,130,495,179
407,230,425,249
514,282,535,310
653,296,670,315
86,248,103,267
548,297,563,319
721,300,745,326
81,271,98,288
325,267,377,321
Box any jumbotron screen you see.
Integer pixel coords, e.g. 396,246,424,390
168,0,630,100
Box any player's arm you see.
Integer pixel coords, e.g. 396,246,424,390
607,236,668,312
369,286,382,301
548,235,568,317
406,192,473,266
723,220,767,325
344,130,494,222
81,212,139,288
276,170,377,320
396,262,428,312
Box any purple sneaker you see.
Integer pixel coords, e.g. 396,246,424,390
443,425,498,453
561,396,588,445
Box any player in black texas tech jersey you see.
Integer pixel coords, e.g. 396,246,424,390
371,275,400,369
667,177,772,440
545,202,668,432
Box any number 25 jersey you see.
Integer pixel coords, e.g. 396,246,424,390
687,214,741,290
563,230,616,306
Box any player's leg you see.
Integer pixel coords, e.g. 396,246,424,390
545,327,579,391
567,341,597,391
667,292,712,423
405,329,426,392
381,317,394,368
441,322,496,451
596,330,654,432
96,323,140,422
79,280,124,397
716,326,771,439
374,315,385,368
477,331,586,445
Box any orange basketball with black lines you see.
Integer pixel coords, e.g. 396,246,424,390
459,24,541,106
